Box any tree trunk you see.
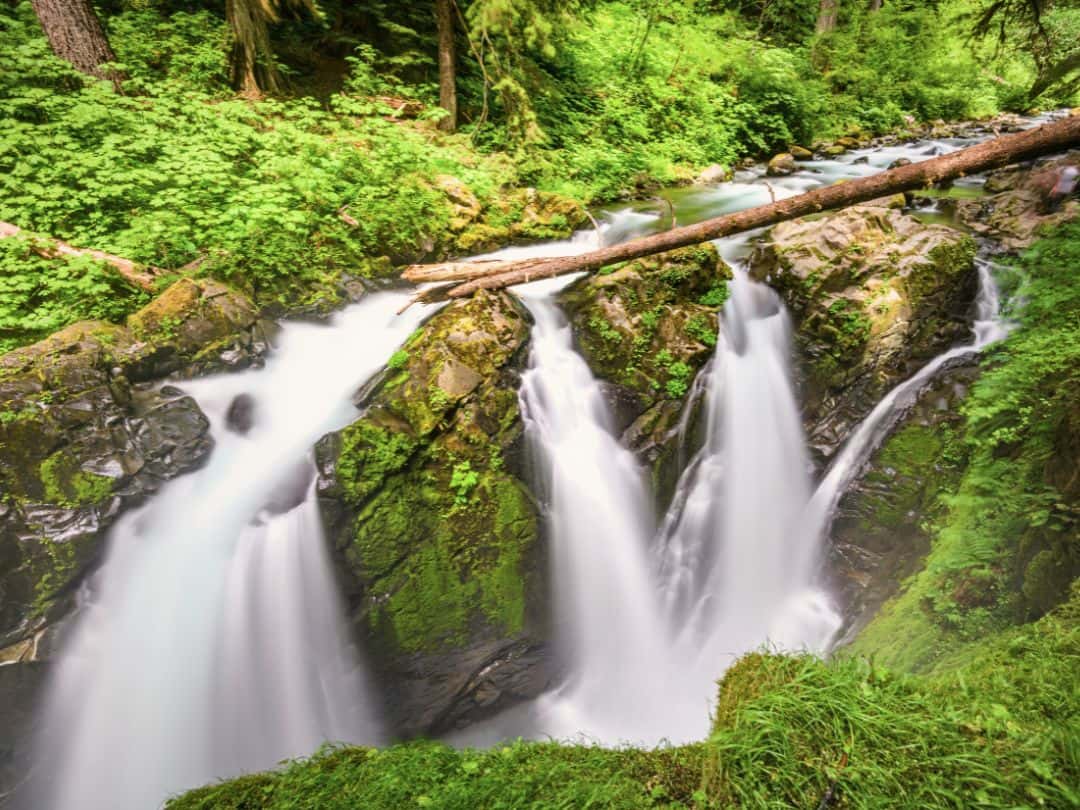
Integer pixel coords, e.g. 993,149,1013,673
816,0,839,33
0,222,159,292
436,0,457,132
406,115,1080,300
30,0,120,86
869,0,883,11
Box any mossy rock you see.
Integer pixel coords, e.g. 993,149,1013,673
952,153,1079,250
123,278,265,380
749,203,977,465
0,320,213,653
317,290,548,736
559,244,731,505
826,359,976,639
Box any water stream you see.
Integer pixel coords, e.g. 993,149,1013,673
31,124,1026,805
33,292,431,810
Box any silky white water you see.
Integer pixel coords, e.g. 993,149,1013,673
31,123,1025,799
35,291,432,810
457,131,1017,747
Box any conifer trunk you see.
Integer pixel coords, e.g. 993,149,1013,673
816,0,839,33
30,0,120,86
436,0,458,132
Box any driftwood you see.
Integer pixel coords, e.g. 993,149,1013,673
403,114,1080,302
0,221,159,292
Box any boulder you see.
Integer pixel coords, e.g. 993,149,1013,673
888,157,912,170
0,323,215,654
749,204,977,465
695,164,732,184
767,153,798,177
559,245,731,505
950,153,1079,249
822,145,847,157
0,278,265,657
316,290,547,737
789,145,813,161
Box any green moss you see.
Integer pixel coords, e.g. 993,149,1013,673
168,739,710,810
685,313,717,348
386,349,409,370
335,420,419,506
38,452,113,507
707,593,1080,809
356,469,535,653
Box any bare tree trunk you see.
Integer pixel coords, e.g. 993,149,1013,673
436,0,457,132
816,0,839,33
869,0,883,11
404,115,1080,300
30,0,121,87
0,222,158,292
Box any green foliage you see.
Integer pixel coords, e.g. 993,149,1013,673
707,594,1079,808
0,236,150,353
851,221,1080,671
449,460,480,507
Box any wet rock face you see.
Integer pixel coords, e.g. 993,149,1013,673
317,290,549,737
0,661,46,801
0,278,266,658
749,203,977,466
558,245,731,506
827,358,977,641
0,324,215,654
948,152,1080,250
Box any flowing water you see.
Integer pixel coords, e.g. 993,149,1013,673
33,291,431,810
31,122,1030,805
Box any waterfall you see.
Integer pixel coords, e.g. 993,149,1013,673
514,291,672,742
802,257,1012,542
34,291,431,810
658,261,842,722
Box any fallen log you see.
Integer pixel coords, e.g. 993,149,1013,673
0,221,159,292
404,114,1079,300
402,259,515,283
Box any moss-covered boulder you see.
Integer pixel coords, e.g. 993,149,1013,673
316,290,546,737
949,153,1079,249
426,177,589,257
558,245,731,504
0,323,215,655
0,277,267,658
123,277,269,380
749,203,977,464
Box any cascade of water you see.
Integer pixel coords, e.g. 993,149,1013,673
34,291,431,810
514,291,672,741
802,257,1011,543
658,262,842,704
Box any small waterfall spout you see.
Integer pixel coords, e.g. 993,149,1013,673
34,292,430,810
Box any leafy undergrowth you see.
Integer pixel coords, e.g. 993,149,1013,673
849,220,1080,672
169,588,1078,809
0,237,150,353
